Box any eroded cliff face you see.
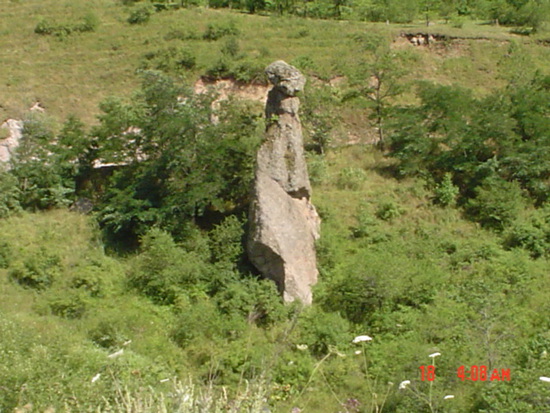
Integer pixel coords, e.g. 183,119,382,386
247,61,320,305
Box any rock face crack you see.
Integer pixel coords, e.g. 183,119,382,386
247,61,320,305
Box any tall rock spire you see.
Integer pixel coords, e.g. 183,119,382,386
247,61,320,305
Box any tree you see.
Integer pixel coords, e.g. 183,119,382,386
55,115,96,193
366,0,418,23
346,38,407,146
96,71,262,244
419,0,442,25
10,112,75,210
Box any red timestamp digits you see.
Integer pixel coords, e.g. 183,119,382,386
420,365,436,381
457,365,511,382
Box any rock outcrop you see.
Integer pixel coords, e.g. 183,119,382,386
247,61,320,305
0,119,23,166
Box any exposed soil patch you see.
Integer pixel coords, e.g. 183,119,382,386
399,32,512,45
392,32,468,56
329,75,346,88
194,78,270,107
393,32,511,56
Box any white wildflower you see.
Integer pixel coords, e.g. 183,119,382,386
160,378,170,383
444,395,455,400
107,349,124,359
91,373,101,383
352,335,373,343
296,344,308,351
123,340,132,346
355,350,362,355
540,376,550,383
399,380,411,389
429,352,441,358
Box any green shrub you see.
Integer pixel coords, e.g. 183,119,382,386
34,14,99,37
77,12,100,32
505,222,549,258
0,241,10,269
204,57,265,83
306,153,328,185
0,171,21,218
336,167,367,190
47,292,87,319
205,58,232,80
142,46,196,73
70,263,113,297
468,179,527,229
231,59,266,83
209,215,243,266
291,55,317,71
164,28,200,41
450,15,465,28
504,206,550,257
221,37,240,58
171,299,229,346
321,271,383,325
129,228,210,304
271,349,314,395
375,200,404,221
88,319,129,349
296,309,351,357
351,205,388,242
12,159,74,210
128,5,153,25
203,22,240,41
216,278,287,326
34,19,55,35
433,173,459,207
8,251,62,290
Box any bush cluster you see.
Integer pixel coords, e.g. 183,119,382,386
141,46,197,73
204,37,267,83
336,167,367,190
202,22,240,40
127,5,154,24
34,14,99,37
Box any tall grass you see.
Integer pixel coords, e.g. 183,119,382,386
98,378,269,413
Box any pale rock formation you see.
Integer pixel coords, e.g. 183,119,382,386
248,61,320,305
0,119,23,166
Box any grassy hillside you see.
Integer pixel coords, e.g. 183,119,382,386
1,0,549,124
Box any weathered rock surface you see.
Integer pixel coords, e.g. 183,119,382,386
0,119,23,166
248,61,320,305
